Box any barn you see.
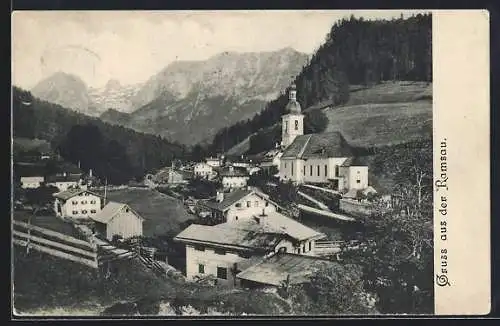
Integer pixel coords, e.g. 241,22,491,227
91,201,144,241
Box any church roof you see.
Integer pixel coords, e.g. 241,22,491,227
281,132,353,159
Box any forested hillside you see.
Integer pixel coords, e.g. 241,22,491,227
208,14,432,154
13,87,187,184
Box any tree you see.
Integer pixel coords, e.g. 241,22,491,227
284,263,378,314
304,109,329,134
343,142,433,314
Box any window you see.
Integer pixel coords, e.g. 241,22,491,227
81,210,88,214
235,216,238,221
125,208,129,213
265,202,269,207
72,201,78,205
309,242,312,251
198,264,205,274
310,165,313,176
294,120,299,130
302,244,306,252
90,200,96,204
194,245,205,252
284,163,287,169
291,163,293,176
90,209,96,214
284,121,288,132
72,210,78,215
335,165,339,177
217,267,227,280
235,203,242,208
325,165,328,176
356,180,361,184
214,249,226,255
246,201,251,208
317,165,320,176
303,167,306,176
81,200,87,205
255,201,259,207
298,248,301,254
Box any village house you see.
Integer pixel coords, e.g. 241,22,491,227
219,165,249,190
173,211,326,286
199,188,281,223
46,173,82,191
259,148,282,175
236,251,340,289
53,188,103,220
193,162,216,180
205,156,223,168
20,176,45,189
277,83,370,192
90,201,144,241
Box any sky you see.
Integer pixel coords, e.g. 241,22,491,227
12,10,429,89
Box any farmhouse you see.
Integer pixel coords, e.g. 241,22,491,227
218,165,249,190
200,188,281,223
194,162,215,180
278,83,370,192
91,201,144,241
53,188,103,220
236,252,340,288
205,156,223,168
20,176,45,189
174,211,326,285
46,173,81,191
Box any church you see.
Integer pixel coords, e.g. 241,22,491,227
278,83,369,193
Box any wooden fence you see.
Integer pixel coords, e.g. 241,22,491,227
13,220,98,269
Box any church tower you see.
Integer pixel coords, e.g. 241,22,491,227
281,83,304,148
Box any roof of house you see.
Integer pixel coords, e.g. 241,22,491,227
341,157,366,167
174,211,325,250
21,175,45,180
91,201,144,224
53,188,102,201
236,252,341,286
219,166,249,177
46,174,81,183
281,132,353,160
174,223,285,251
202,189,254,211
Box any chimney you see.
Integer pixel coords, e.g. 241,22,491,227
216,190,224,203
89,169,93,178
63,172,67,177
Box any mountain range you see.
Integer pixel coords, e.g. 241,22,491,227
30,47,309,145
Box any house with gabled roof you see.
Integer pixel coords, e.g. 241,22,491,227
173,210,326,285
199,188,282,224
53,188,103,220
90,201,144,241
217,165,249,190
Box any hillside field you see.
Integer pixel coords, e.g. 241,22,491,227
94,188,193,237
322,81,432,147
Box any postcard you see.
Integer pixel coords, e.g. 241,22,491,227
11,9,490,317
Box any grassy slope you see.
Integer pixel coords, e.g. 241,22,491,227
95,188,193,237
322,81,432,147
13,137,52,153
